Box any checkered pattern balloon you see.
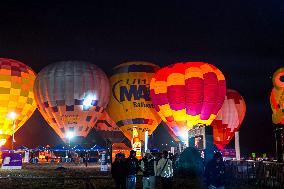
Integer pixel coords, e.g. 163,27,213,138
0,58,37,145
33,61,110,141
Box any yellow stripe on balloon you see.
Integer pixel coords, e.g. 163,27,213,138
159,104,173,117
214,69,226,80
167,73,185,86
200,64,215,74
185,67,203,79
153,81,168,94
171,109,186,122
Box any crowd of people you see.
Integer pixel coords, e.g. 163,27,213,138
111,150,226,189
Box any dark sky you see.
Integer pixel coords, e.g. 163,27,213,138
0,1,283,156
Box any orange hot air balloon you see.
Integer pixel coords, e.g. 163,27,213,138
150,62,226,140
0,58,37,146
270,68,284,124
212,89,246,150
33,61,110,142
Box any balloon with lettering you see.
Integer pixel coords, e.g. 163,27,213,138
212,89,246,150
33,61,110,141
0,58,37,146
150,62,226,140
107,61,161,141
270,67,284,124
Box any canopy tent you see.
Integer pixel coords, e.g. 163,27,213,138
71,144,86,152
33,145,46,151
49,145,69,152
16,145,29,151
89,145,106,152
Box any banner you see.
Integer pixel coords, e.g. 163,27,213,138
2,153,22,169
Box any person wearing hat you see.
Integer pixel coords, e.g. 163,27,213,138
125,150,140,189
140,149,157,189
205,152,226,189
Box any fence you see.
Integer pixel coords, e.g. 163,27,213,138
225,160,284,189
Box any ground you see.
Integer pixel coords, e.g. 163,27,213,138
0,163,257,189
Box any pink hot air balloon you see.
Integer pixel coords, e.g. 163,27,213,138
212,89,246,150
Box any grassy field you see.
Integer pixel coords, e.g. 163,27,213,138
0,163,258,189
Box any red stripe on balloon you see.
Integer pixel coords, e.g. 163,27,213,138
212,80,226,115
200,72,219,120
185,77,204,116
167,85,185,110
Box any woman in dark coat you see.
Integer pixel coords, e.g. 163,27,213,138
111,153,127,189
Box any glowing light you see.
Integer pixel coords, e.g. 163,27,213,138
8,112,17,120
83,94,96,109
0,139,6,147
66,131,74,139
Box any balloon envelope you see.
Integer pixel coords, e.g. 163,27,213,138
212,89,246,150
108,61,161,141
33,61,110,141
150,62,226,140
0,58,37,146
270,67,284,124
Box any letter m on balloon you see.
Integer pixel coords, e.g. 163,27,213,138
120,85,139,102
120,85,150,102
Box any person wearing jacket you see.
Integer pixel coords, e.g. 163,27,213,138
111,153,127,189
140,149,157,189
125,150,140,189
157,150,173,189
205,152,226,189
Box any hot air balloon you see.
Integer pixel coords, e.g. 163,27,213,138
270,67,284,162
270,67,284,124
94,110,126,143
150,62,226,141
212,89,246,150
107,61,161,143
0,58,37,146
33,61,110,142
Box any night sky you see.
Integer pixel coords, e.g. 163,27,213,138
0,1,283,156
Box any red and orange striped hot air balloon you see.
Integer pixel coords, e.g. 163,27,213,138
212,89,246,150
150,62,226,140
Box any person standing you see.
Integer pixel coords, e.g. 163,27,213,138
141,149,157,189
111,153,127,189
125,150,140,189
205,152,226,189
157,150,173,189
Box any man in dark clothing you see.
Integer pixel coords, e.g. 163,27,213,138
125,150,140,189
111,153,127,189
141,149,157,189
205,152,226,189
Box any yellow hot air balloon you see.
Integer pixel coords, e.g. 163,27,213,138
0,58,37,146
108,61,161,143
